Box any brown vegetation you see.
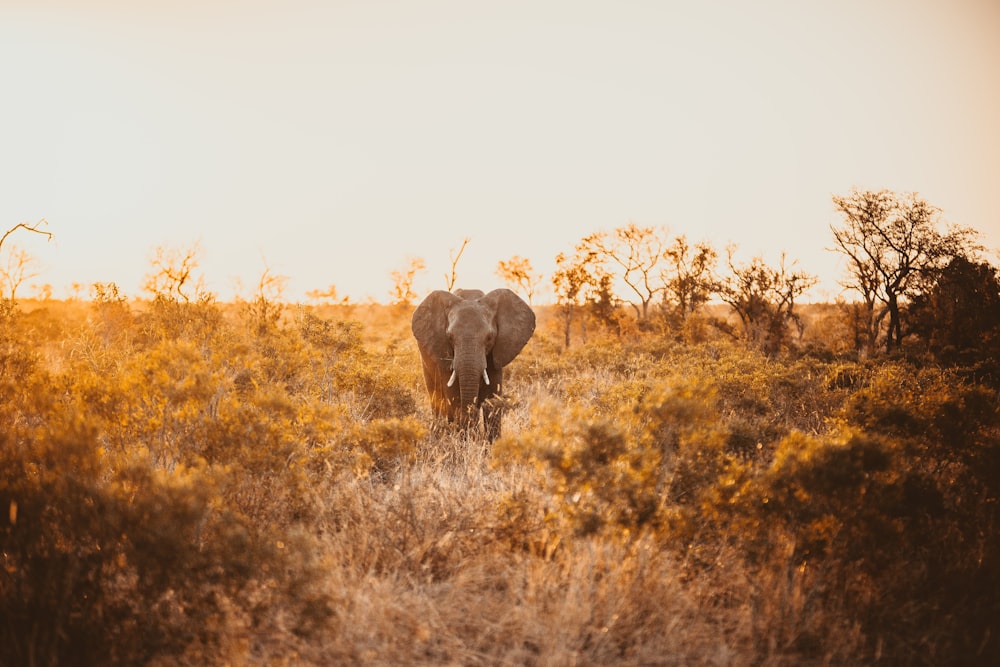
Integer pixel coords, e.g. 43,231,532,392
2,281,998,665
2,196,998,664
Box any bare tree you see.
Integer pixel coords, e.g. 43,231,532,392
662,235,719,325
580,223,667,320
444,237,470,291
0,245,41,301
390,256,426,305
0,220,53,301
496,255,543,304
143,243,206,302
30,283,53,301
720,249,817,355
831,189,980,353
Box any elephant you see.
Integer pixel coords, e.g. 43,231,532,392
411,288,535,440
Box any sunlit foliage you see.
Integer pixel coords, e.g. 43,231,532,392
719,249,817,355
661,234,719,330
143,242,208,303
578,223,669,320
389,256,427,305
496,255,543,305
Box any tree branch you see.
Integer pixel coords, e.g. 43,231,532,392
0,220,53,253
444,237,471,290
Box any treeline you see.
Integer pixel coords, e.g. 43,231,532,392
4,189,998,363
513,188,996,361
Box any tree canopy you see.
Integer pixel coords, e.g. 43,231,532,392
831,189,981,353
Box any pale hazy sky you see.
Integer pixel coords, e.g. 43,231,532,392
3,0,999,303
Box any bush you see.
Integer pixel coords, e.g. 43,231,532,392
0,411,280,664
4,292,999,665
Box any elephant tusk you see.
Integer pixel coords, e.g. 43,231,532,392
483,369,490,385
447,369,457,387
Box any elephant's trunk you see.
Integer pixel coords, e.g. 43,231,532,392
453,343,487,424
458,367,482,409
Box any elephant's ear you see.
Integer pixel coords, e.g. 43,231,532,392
411,290,461,362
483,289,536,367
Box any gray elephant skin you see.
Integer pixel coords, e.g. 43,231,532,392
411,288,535,440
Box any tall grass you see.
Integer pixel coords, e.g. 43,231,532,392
1,297,997,665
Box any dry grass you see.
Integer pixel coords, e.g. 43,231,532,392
296,428,754,667
2,297,997,665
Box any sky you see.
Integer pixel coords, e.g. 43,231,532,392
2,0,999,303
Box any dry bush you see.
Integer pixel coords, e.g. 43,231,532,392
494,333,1000,664
0,315,332,665
3,296,366,662
3,292,998,665
305,430,751,666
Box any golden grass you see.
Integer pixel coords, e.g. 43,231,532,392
2,297,997,665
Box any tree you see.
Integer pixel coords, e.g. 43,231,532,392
552,250,615,348
143,243,206,303
552,252,589,348
390,256,426,306
0,245,41,301
496,255,543,305
244,264,288,333
908,257,1000,364
305,285,350,305
0,220,53,302
662,235,719,325
720,249,817,355
30,283,53,301
831,189,980,354
580,223,668,320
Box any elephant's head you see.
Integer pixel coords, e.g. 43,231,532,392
411,288,535,426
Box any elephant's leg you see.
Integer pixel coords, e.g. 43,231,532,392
422,359,455,421
483,401,502,441
430,393,452,421
480,369,504,441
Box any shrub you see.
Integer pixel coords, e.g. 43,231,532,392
1,299,338,665
0,413,285,665
706,363,1000,664
341,416,427,475
5,291,999,665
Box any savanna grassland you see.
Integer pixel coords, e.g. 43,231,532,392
2,284,998,667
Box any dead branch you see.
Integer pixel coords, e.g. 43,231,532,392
444,237,471,290
0,220,53,252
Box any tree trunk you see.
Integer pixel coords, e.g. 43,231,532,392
886,294,901,353
562,305,573,349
